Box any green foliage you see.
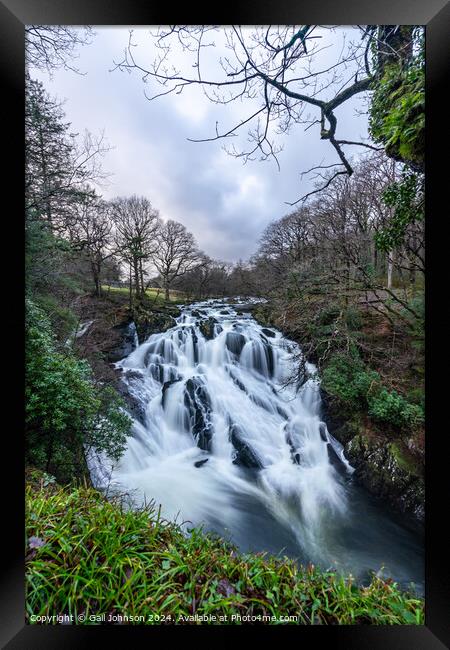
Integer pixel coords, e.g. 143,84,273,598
34,293,79,343
322,352,423,431
374,171,424,253
368,389,424,429
317,304,341,327
322,354,380,410
26,217,89,302
25,300,131,482
344,307,363,331
369,29,424,170
26,477,424,625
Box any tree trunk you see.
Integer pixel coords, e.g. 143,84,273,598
165,283,170,302
133,258,140,296
129,262,133,309
92,262,101,297
140,259,145,297
387,250,394,289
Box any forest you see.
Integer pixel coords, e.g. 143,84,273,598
25,25,425,626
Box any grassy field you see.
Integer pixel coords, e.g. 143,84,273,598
101,286,187,304
26,470,424,626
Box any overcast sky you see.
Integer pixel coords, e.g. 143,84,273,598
30,26,372,262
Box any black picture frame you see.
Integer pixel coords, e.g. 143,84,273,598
1,0,448,647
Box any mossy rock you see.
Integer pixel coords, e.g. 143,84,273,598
198,317,217,340
133,306,180,344
345,434,424,521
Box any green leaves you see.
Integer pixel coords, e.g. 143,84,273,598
322,352,424,431
374,171,424,254
369,29,425,170
25,299,132,482
368,388,424,429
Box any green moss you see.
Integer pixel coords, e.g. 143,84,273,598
388,443,421,477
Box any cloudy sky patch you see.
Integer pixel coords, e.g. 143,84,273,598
31,26,371,261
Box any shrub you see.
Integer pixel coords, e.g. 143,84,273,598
25,299,131,482
322,354,380,410
368,389,424,429
322,352,423,431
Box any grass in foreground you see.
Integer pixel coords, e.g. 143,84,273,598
26,472,424,625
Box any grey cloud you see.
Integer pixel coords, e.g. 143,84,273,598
31,26,370,262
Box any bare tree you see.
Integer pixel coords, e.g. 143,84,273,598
110,195,161,299
152,220,200,301
25,25,94,75
113,26,418,202
68,193,117,297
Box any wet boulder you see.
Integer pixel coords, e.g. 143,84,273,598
276,405,289,419
226,367,247,393
249,393,275,413
199,317,217,340
106,320,138,362
134,309,179,344
148,362,164,383
327,442,346,473
118,390,147,426
194,458,209,468
319,422,328,442
225,332,246,356
261,328,276,338
184,377,213,452
265,342,275,376
229,423,263,469
246,340,274,377
161,376,182,409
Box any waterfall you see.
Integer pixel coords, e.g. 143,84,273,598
90,298,424,590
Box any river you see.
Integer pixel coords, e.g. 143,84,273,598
90,298,424,594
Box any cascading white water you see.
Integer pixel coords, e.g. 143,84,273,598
89,298,423,590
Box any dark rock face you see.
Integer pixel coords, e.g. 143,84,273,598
134,308,179,344
106,320,137,363
178,326,199,363
148,362,164,383
226,367,247,393
276,405,289,419
119,390,146,426
261,328,276,338
265,343,274,376
161,377,182,409
319,422,328,442
326,443,347,473
345,435,425,522
320,388,358,446
184,377,213,452
117,372,146,425
249,393,274,413
245,340,274,377
229,423,263,469
321,386,425,521
198,317,217,340
225,332,246,356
